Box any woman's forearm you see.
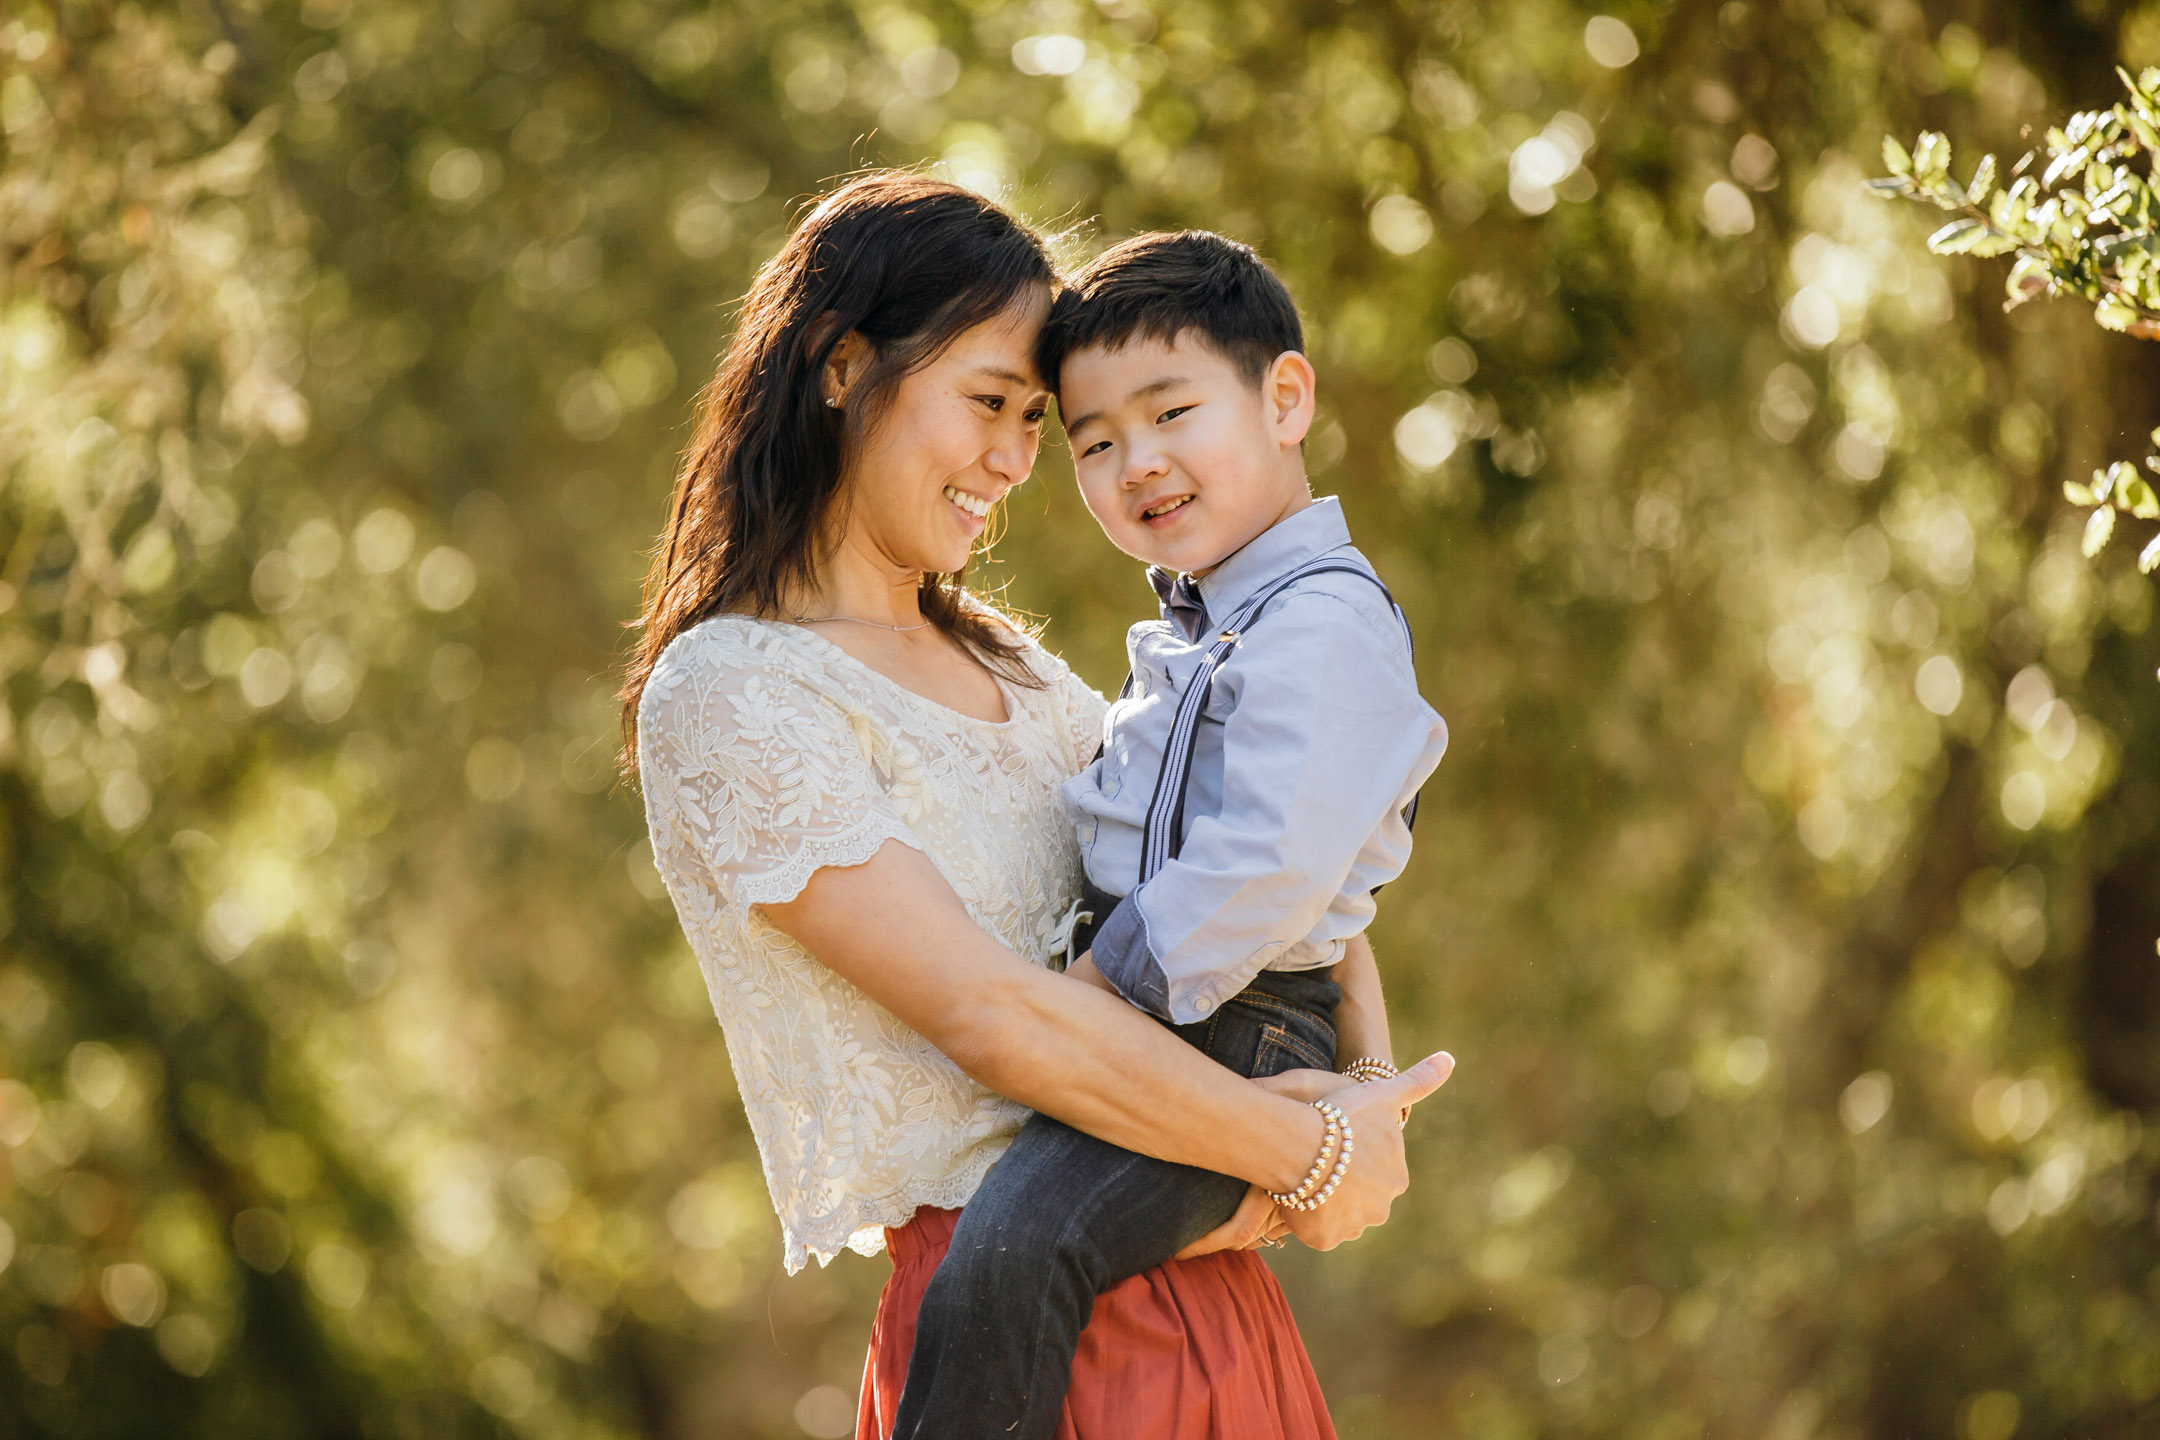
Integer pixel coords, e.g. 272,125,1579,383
762,840,1326,1194
1333,932,1394,1068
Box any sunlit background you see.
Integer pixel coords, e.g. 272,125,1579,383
4,1,2159,1436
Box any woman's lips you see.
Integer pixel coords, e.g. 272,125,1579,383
944,484,992,530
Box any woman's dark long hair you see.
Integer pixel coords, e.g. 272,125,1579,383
620,171,1055,778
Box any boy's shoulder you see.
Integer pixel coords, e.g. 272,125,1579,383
1256,544,1407,651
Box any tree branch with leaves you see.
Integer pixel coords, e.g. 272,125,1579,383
1874,65,2160,575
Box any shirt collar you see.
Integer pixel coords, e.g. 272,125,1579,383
1145,496,1351,631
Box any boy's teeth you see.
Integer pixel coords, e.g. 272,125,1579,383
1145,495,1192,519
942,485,990,518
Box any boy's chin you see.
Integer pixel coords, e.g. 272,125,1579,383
1115,530,1231,574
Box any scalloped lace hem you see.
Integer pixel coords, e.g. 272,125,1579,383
781,1148,1010,1274
729,819,926,930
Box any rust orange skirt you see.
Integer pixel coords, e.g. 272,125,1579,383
855,1206,1337,1440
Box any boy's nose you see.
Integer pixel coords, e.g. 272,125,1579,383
1120,447,1169,489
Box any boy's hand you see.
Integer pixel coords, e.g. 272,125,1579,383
1063,951,1120,996
1251,1068,1341,1104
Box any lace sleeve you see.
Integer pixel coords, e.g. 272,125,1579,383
1024,642,1110,776
637,627,922,925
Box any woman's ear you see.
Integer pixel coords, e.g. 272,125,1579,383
1263,350,1318,448
820,325,873,409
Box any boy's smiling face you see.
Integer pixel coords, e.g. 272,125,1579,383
1057,330,1315,575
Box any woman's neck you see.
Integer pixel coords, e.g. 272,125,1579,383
794,528,927,627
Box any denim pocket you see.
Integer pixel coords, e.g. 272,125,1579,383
1182,971,1340,1078
1228,988,1337,1079
1253,1017,1335,1077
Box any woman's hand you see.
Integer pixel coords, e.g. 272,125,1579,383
1251,1068,1341,1104
1171,1185,1286,1260
1282,1051,1455,1251
1177,1056,1451,1260
1257,1068,1410,1124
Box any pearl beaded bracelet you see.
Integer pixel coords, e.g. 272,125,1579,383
1269,1099,1356,1212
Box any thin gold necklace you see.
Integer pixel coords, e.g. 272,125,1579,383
792,613,935,633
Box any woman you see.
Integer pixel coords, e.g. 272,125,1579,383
621,171,1449,1439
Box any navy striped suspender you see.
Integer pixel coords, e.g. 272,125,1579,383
1134,554,1417,886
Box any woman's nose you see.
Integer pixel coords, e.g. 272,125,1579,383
984,431,1035,488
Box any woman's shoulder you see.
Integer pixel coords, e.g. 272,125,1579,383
641,613,852,724
952,593,1072,686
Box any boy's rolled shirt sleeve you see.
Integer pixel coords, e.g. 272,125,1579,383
1089,590,1446,1025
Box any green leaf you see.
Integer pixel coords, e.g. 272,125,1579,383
2085,503,2118,556
2125,476,2160,520
2148,424,2160,448
2065,480,2097,506
2094,230,2158,263
2097,295,2143,331
1882,134,1913,177
1967,153,1998,205
2005,254,2054,308
2044,146,2091,188
1865,177,1914,195
2101,461,2137,502
1927,219,1990,254
1914,131,1951,182
2142,531,2160,573
2091,181,2136,217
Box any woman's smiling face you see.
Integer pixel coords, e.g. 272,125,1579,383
837,289,1052,577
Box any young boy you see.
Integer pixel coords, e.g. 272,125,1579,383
890,231,1449,1440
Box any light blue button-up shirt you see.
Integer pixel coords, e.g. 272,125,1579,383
1062,498,1448,1025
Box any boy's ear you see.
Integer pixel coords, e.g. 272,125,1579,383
1262,350,1317,449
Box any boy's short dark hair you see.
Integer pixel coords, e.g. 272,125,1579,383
1036,230,1304,392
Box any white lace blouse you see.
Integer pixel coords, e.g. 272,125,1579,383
636,614,1109,1272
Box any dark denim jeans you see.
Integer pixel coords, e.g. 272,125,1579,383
888,913,1341,1440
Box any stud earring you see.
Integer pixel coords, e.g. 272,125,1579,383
825,396,841,409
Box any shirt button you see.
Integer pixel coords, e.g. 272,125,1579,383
1191,997,1214,1016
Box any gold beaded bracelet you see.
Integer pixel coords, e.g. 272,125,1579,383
1269,1102,1338,1209
1340,1057,1398,1083
1269,1099,1356,1212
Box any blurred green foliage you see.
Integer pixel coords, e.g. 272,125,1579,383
3,1,2159,1438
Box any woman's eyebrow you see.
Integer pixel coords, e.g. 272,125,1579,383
965,365,1036,387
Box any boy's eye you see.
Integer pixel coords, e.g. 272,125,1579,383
1080,439,1112,459
1156,405,1195,425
